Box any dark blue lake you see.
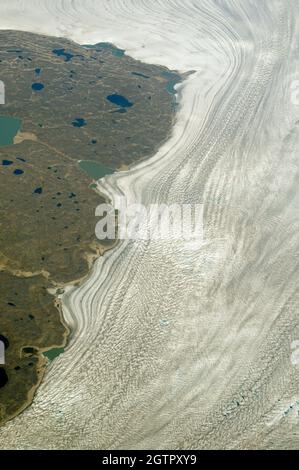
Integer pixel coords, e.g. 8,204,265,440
107,94,133,108
33,187,43,194
32,83,44,91
2,159,13,166
72,118,87,128
132,71,150,79
52,48,83,62
52,48,74,61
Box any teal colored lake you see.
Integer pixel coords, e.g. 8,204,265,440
162,71,182,95
43,347,65,361
84,42,125,57
79,160,114,180
0,116,21,146
97,42,125,57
